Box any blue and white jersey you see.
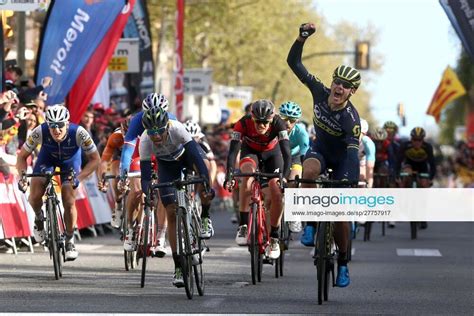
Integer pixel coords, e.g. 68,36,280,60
23,123,97,162
120,110,177,173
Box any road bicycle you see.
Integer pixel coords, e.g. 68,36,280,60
153,174,209,299
232,171,282,285
292,176,357,305
101,172,142,271
361,174,389,241
21,169,76,280
399,171,430,240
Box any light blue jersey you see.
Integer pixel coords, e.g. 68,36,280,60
289,123,310,156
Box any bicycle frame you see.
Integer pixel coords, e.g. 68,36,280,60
153,175,209,299
233,171,282,285
25,171,69,280
248,179,268,255
291,176,357,304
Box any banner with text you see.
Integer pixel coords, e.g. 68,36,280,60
123,0,155,98
35,0,125,105
285,188,474,222
108,38,140,73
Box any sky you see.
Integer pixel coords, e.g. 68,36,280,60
314,0,463,137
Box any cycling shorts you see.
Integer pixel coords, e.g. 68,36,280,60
33,153,81,185
304,149,346,180
157,145,207,207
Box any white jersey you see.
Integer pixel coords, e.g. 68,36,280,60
139,119,192,161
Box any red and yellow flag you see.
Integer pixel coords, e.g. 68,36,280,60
427,66,466,122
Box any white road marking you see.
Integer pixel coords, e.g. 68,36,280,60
396,248,442,257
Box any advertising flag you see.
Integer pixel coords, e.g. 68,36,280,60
0,14,4,92
440,0,474,61
35,0,126,105
174,0,184,120
426,66,466,122
123,0,155,99
67,0,135,123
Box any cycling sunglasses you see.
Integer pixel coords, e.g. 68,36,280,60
252,117,271,125
48,121,66,129
411,138,423,142
281,116,298,123
147,127,167,136
333,78,353,89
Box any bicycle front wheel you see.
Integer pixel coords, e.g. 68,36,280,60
140,211,150,288
191,212,204,296
177,207,194,299
316,222,329,305
249,203,258,285
47,198,62,280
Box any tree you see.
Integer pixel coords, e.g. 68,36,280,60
146,0,381,123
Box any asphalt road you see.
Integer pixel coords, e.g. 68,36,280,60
0,210,472,314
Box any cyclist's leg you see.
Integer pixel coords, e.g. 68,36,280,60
332,165,351,287
288,156,303,232
235,147,258,245
152,199,168,255
182,144,214,238
262,147,284,234
110,160,123,227
157,159,184,285
28,176,47,242
29,158,50,217
300,150,325,246
60,160,81,260
261,147,284,259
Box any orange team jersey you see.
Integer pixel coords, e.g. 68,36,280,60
101,129,125,162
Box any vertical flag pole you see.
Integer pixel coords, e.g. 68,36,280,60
174,0,184,120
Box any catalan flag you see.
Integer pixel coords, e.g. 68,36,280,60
427,66,466,122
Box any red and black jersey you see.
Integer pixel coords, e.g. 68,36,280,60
374,139,391,162
232,115,288,152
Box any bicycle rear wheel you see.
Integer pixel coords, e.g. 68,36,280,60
48,198,61,280
191,213,205,296
316,222,328,305
177,207,194,299
140,210,150,288
249,203,258,285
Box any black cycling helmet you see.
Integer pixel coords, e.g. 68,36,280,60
142,107,169,130
410,127,426,139
251,99,274,120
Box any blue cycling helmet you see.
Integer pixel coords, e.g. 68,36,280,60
279,101,302,118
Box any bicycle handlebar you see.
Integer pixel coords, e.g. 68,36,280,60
25,170,74,178
102,172,141,181
152,176,209,192
399,171,430,178
232,171,282,180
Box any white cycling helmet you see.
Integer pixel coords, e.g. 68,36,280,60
360,118,369,134
45,104,70,123
184,120,204,138
142,93,169,111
